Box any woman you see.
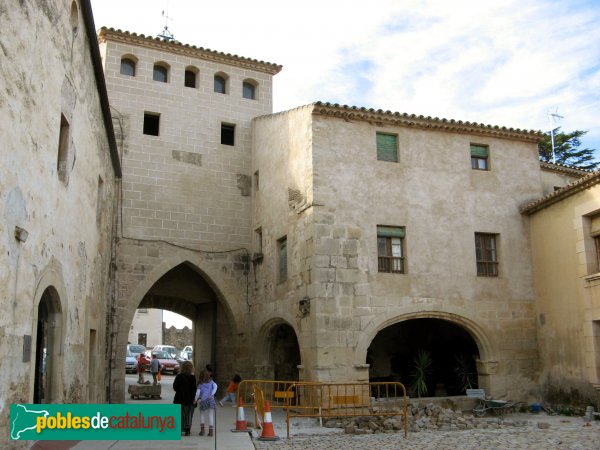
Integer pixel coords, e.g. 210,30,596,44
173,361,196,436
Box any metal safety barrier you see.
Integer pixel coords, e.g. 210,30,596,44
235,380,408,440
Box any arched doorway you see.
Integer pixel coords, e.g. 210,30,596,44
269,323,301,381
33,287,62,404
367,318,479,397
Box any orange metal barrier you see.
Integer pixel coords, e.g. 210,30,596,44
235,380,408,440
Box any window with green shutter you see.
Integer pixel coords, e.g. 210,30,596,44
376,133,398,162
470,144,489,170
377,226,405,273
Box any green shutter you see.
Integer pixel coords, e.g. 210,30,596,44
377,133,398,162
377,226,405,238
470,144,488,158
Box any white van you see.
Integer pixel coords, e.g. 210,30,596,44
152,345,178,359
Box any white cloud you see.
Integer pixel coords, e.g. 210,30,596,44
91,0,600,154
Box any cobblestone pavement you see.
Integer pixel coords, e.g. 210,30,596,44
253,418,600,450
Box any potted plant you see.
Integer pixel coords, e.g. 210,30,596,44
409,350,433,398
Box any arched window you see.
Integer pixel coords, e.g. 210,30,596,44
184,67,198,88
153,64,168,83
214,74,227,94
243,80,257,100
120,58,136,76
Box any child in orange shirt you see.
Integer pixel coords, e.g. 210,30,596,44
219,374,241,406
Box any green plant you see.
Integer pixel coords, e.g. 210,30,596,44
453,354,477,393
409,350,433,398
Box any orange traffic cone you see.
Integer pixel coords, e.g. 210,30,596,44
231,397,249,432
257,401,279,441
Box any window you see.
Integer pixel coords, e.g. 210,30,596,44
475,233,498,277
255,227,263,253
120,57,136,76
376,133,398,162
143,113,160,136
96,176,104,225
595,236,600,273
221,123,235,146
243,80,256,99
592,214,600,273
377,226,405,273
471,144,489,170
57,114,70,183
153,64,168,83
214,74,226,94
278,237,287,282
254,170,259,192
184,68,197,88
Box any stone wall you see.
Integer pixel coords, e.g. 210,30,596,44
0,0,118,445
162,324,193,351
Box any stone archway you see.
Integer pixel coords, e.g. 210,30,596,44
111,255,244,402
255,319,301,381
357,311,495,396
367,318,480,396
33,286,63,404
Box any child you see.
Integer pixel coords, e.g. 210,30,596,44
150,353,162,385
219,374,242,407
194,369,218,436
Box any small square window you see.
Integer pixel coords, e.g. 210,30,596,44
376,133,398,162
471,144,489,170
143,113,160,136
377,226,405,273
221,123,235,146
475,232,498,277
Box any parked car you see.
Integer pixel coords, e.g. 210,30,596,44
125,349,137,374
175,350,191,366
152,345,178,359
127,344,146,357
144,350,180,374
181,346,193,360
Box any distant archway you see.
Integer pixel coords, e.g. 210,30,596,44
256,319,301,381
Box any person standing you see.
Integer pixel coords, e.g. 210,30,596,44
137,352,149,384
150,353,162,385
219,374,242,406
173,361,196,436
194,369,218,437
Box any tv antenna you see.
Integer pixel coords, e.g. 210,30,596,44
157,9,174,41
548,111,564,164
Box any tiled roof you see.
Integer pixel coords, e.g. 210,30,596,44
97,27,282,75
312,102,545,142
520,169,600,214
539,161,591,176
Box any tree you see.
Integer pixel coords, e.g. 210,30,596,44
538,128,598,171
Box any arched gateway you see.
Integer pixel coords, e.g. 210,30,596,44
110,250,246,402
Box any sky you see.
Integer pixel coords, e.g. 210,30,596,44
91,0,600,159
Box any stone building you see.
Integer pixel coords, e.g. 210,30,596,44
97,25,600,404
97,27,282,401
0,0,120,444
522,171,600,404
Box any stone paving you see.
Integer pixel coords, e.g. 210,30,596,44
253,415,600,450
